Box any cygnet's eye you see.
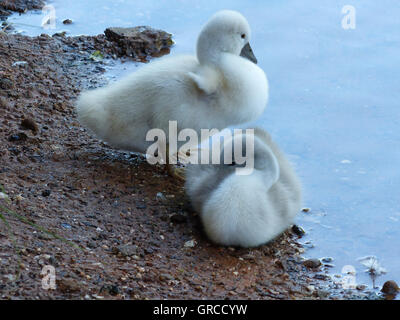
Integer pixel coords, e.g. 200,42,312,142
241,33,246,39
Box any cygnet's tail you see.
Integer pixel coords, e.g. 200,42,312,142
201,173,284,247
75,89,109,138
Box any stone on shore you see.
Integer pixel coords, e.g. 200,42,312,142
104,26,174,60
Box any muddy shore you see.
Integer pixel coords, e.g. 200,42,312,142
0,6,382,300
0,0,44,16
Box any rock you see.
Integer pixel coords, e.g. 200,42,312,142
112,244,139,257
56,278,80,293
0,0,45,15
184,240,196,248
21,118,39,133
313,274,329,280
291,224,305,237
303,258,322,269
306,285,315,293
321,257,334,263
381,280,399,295
41,189,51,197
52,31,67,37
86,241,97,249
100,284,120,296
156,192,166,201
302,208,310,212
104,26,174,60
63,19,73,25
61,223,72,230
37,232,53,240
159,273,174,281
144,247,154,255
241,254,255,261
323,263,335,268
52,151,64,162
9,132,28,142
356,284,367,291
11,61,28,67
170,214,186,224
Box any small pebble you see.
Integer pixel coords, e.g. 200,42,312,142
323,263,335,268
156,192,166,201
302,208,310,212
314,274,329,280
12,61,28,67
63,19,73,25
9,132,28,142
303,258,322,269
56,278,80,293
184,240,196,248
61,223,72,229
100,284,119,296
42,189,51,197
159,273,174,281
321,257,334,263
356,284,367,291
291,224,305,237
306,285,315,293
112,244,139,257
21,118,39,133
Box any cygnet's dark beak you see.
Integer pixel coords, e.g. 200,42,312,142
240,42,258,64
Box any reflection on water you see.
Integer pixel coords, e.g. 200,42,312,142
8,0,400,294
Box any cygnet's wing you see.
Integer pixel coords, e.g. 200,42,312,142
187,66,221,95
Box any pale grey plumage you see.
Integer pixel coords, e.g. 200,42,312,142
185,128,302,247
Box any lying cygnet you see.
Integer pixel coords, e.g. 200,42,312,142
185,128,302,247
76,10,268,175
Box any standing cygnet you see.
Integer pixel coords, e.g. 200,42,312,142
75,10,268,177
185,128,302,247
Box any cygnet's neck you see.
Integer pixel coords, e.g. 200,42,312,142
196,32,236,66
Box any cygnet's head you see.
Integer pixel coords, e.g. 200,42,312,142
218,132,277,175
197,10,257,65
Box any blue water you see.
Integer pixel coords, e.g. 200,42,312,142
9,0,400,293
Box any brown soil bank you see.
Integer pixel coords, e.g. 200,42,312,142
0,0,44,16
0,29,357,299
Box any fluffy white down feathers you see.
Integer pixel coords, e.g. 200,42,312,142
76,10,301,248
185,128,302,248
75,10,268,153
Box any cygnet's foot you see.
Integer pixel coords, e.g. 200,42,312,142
167,164,186,182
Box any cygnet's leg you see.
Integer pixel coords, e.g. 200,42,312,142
165,143,185,182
